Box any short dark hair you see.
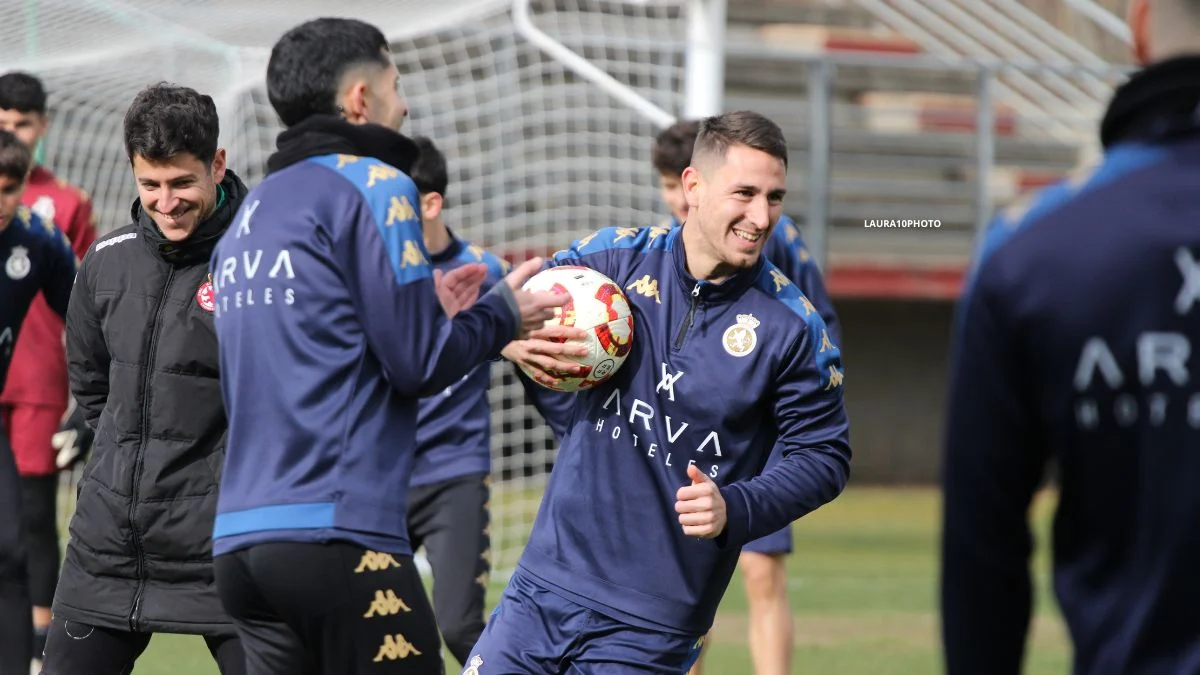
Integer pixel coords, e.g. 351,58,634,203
0,129,32,182
123,83,219,165
0,72,47,115
267,18,391,128
652,119,700,177
693,110,788,170
410,136,449,197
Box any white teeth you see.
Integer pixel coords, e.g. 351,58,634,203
733,230,760,242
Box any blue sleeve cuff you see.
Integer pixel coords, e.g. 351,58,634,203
476,287,520,360
716,483,751,550
483,280,521,341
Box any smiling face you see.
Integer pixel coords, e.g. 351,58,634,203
131,149,225,241
680,142,787,282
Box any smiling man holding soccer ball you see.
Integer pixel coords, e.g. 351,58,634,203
478,110,851,673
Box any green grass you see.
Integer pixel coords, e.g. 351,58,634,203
129,486,1068,674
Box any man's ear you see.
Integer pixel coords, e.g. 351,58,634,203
1129,0,1152,66
339,78,370,123
682,165,703,209
420,191,443,221
210,148,227,185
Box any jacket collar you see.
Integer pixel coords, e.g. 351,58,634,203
136,170,247,267
427,230,466,264
1101,55,1200,148
267,115,420,176
667,223,765,303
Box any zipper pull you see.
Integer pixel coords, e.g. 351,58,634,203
692,282,701,298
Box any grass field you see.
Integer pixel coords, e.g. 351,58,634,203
123,485,1069,674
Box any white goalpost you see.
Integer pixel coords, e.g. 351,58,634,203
5,0,726,579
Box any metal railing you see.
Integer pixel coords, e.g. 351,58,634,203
850,0,1113,143
721,46,1135,268
1063,0,1133,45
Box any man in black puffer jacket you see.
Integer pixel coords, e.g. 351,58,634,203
41,83,247,675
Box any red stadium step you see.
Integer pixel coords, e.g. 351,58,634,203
859,92,1018,136
989,167,1064,203
756,24,923,55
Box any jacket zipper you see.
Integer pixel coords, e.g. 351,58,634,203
128,266,175,630
673,282,702,350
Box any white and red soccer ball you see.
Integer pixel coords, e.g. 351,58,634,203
520,266,635,392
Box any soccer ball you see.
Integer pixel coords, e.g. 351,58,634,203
519,265,635,392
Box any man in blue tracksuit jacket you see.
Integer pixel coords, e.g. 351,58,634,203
941,1,1200,672
404,136,574,669
0,129,74,675
653,118,842,675
470,110,851,674
208,18,563,675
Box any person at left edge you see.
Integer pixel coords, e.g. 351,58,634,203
0,127,75,675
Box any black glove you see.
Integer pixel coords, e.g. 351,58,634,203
52,406,94,470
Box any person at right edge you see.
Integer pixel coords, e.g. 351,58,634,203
941,1,1200,673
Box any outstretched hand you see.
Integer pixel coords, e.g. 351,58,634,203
504,258,572,338
434,263,487,318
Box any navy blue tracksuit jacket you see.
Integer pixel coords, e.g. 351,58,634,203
516,223,851,635
942,55,1200,674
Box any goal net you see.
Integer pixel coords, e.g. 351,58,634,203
8,0,686,578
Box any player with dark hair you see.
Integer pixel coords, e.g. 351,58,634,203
653,117,841,675
210,17,567,675
0,127,75,675
41,83,248,675
479,109,851,673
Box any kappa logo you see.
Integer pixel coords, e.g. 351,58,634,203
196,275,215,312
626,274,661,304
819,329,835,353
385,196,417,226
825,365,844,391
363,589,412,618
399,240,427,268
722,313,759,358
646,225,670,242
5,246,30,280
354,551,401,573
367,163,401,188
769,269,791,293
373,634,422,662
612,227,640,242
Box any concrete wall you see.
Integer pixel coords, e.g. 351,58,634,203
835,297,956,485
